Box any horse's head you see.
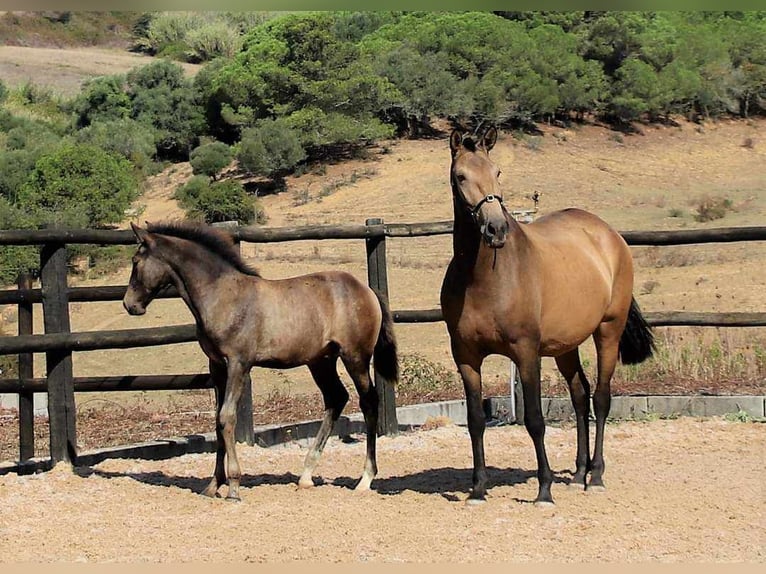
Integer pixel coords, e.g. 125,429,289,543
123,222,172,315
449,126,509,248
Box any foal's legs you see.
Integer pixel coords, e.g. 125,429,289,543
217,358,248,501
517,349,554,506
298,358,350,488
555,349,592,489
590,323,622,491
203,359,227,497
341,353,379,492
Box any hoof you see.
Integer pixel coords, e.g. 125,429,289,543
567,481,586,491
225,495,241,503
534,500,555,509
201,486,219,498
587,484,607,494
297,477,315,489
465,497,486,507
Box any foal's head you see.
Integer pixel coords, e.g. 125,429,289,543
123,223,172,316
450,126,509,248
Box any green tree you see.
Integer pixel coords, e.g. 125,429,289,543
18,143,140,228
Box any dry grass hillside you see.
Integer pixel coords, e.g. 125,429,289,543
16,116,765,404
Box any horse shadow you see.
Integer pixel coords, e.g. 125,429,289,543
77,464,572,504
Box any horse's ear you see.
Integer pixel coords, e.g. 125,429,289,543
131,222,154,248
482,126,498,151
449,130,463,154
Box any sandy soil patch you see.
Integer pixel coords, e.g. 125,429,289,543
1,418,762,562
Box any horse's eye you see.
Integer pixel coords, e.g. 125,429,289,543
457,174,466,182
497,170,502,179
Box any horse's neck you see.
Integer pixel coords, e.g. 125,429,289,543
451,197,522,280
159,237,243,324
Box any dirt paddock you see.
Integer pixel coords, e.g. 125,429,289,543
1,417,763,563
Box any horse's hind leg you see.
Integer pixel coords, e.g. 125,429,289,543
555,349,592,489
590,322,622,491
341,354,378,492
298,358,349,489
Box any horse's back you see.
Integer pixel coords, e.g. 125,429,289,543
520,208,634,349
257,270,382,359
524,208,631,274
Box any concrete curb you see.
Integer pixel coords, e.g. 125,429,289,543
1,394,762,475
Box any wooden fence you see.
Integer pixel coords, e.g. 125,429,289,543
1,220,765,466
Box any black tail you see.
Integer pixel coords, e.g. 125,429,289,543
373,290,399,383
619,296,655,365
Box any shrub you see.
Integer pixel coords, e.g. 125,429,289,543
185,21,243,62
0,79,7,104
189,141,233,179
0,197,39,285
237,119,306,178
72,75,131,128
175,176,256,224
18,142,141,228
693,194,734,222
127,60,206,160
74,118,157,174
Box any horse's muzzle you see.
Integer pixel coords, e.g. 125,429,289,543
481,219,508,249
122,299,146,315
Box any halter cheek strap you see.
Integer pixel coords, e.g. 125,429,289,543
470,194,503,218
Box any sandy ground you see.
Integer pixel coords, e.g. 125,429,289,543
1,417,763,563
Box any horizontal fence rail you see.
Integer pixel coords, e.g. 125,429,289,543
1,223,765,246
1,219,765,468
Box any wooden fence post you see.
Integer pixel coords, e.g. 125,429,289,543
365,218,398,436
17,273,34,461
212,221,254,446
40,243,77,464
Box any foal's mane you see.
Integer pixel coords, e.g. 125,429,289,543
147,221,261,277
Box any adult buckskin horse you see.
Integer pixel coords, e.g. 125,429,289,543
440,127,654,506
123,221,398,501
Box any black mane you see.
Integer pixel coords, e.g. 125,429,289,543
461,135,478,152
147,221,261,277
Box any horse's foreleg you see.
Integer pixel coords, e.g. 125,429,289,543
219,359,248,501
591,326,621,492
203,359,227,498
343,356,378,492
518,352,554,506
555,349,592,489
299,359,349,489
456,357,487,504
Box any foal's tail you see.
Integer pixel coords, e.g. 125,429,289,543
373,290,399,383
619,296,655,365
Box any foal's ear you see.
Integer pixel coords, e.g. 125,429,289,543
449,130,464,154
130,221,155,248
482,126,498,152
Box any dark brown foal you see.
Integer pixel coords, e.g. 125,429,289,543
123,221,398,500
